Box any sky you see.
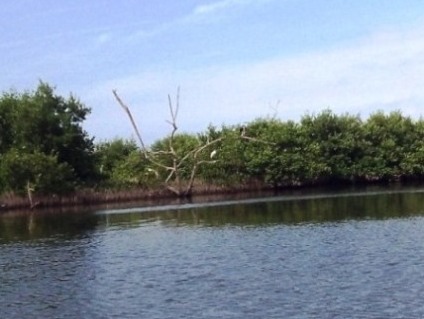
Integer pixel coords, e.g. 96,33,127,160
2,0,424,144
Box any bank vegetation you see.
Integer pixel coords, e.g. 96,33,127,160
1,82,424,209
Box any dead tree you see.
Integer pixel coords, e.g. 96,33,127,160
112,89,275,197
113,88,222,197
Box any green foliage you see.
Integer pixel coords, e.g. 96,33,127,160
400,119,424,176
197,111,424,188
1,81,424,196
0,94,14,154
95,138,138,179
258,120,328,185
151,133,201,180
300,110,364,181
0,82,96,184
151,133,200,155
109,150,159,188
242,119,295,185
359,111,417,180
197,125,250,185
0,149,75,195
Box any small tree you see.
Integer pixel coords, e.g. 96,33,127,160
0,82,96,183
0,149,75,207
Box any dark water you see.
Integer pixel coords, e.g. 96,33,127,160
2,187,424,318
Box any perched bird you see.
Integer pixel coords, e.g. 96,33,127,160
210,149,217,159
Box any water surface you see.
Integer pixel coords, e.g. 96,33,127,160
2,187,424,318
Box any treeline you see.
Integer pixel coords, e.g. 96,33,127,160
1,83,424,200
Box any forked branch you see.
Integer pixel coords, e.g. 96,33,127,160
113,88,222,196
113,88,274,197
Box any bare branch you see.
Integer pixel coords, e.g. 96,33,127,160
165,168,176,183
168,87,180,124
114,87,274,197
112,90,147,152
177,137,223,169
113,90,173,171
166,185,181,196
269,100,280,119
167,87,180,131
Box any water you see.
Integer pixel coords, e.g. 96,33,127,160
2,187,424,318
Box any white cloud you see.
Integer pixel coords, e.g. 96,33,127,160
173,24,424,125
193,0,244,15
84,22,424,143
191,0,273,18
124,0,272,44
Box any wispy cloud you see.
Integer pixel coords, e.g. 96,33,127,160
85,21,424,142
125,0,269,43
193,0,244,15
193,0,274,16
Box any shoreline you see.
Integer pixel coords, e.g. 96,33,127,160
1,179,423,214
0,182,272,212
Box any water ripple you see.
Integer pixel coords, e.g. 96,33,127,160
3,191,424,318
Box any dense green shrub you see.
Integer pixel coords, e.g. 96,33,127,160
0,82,96,184
196,110,424,187
109,151,159,188
94,138,139,179
0,149,75,195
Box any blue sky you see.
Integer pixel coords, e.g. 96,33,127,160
2,0,424,144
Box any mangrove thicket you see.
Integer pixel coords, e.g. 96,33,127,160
1,82,424,206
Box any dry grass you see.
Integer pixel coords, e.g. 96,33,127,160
0,180,269,212
0,188,168,211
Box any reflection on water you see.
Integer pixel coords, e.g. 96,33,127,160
0,209,98,243
2,187,424,318
97,187,424,228
2,187,424,242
